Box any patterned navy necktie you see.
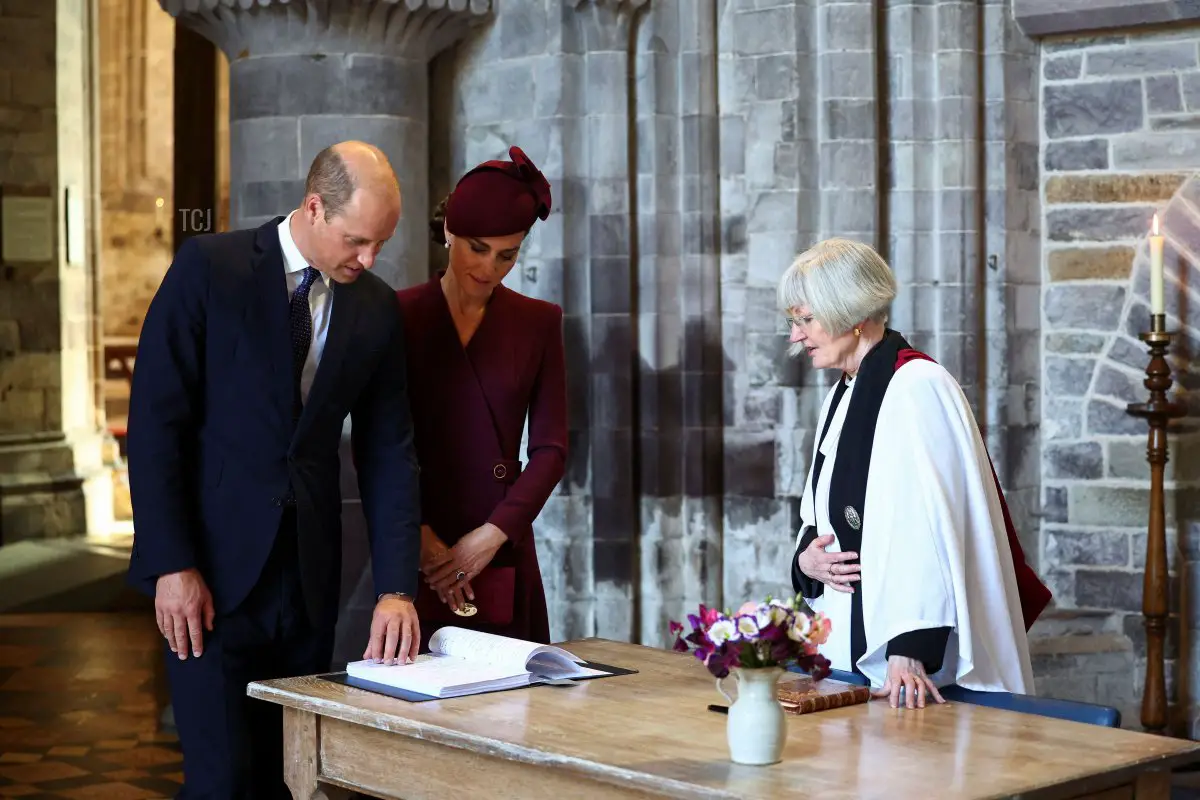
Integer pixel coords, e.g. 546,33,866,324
290,266,320,404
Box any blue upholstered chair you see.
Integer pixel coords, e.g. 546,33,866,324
801,668,1122,728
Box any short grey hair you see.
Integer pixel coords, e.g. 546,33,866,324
776,238,897,338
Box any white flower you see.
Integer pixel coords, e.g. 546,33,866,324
768,603,791,627
707,619,738,646
736,615,760,639
788,614,812,642
742,605,768,630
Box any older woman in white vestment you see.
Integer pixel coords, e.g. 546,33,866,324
781,238,1052,710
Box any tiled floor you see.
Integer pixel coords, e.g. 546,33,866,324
0,612,182,799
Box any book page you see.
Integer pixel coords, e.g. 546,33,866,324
430,627,581,673
527,654,610,680
347,654,528,697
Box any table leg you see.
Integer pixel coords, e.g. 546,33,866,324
283,706,353,800
1133,770,1171,799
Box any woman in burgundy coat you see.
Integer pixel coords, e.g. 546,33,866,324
396,146,567,649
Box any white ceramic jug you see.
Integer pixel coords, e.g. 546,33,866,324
716,666,787,765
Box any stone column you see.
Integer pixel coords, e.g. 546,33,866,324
0,0,112,545
567,0,649,643
631,0,725,645
979,3,1042,552
158,0,492,290
716,0,823,605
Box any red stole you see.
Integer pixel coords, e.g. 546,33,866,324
896,348,1052,631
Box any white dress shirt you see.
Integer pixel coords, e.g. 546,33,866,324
278,211,333,404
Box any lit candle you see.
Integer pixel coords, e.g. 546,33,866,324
1150,213,1164,316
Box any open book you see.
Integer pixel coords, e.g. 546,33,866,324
344,627,612,700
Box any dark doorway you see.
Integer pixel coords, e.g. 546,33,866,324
172,23,218,253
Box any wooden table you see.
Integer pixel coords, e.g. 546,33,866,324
248,639,1200,799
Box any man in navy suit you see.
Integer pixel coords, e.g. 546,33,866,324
126,140,422,799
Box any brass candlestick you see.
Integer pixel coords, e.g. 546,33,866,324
1125,313,1186,736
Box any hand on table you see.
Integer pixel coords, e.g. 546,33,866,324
155,568,215,660
363,595,420,665
797,533,860,593
872,655,945,709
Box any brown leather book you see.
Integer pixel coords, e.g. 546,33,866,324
776,675,872,715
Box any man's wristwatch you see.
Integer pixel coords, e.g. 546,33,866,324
377,592,413,603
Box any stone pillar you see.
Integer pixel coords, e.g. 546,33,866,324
883,0,1042,539
631,0,725,646
980,2,1042,552
0,0,112,545
567,0,649,642
884,0,983,392
716,0,823,605
158,0,492,290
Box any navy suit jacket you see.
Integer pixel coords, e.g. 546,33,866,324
125,217,421,626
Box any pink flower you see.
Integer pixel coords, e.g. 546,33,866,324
808,613,832,646
737,601,759,616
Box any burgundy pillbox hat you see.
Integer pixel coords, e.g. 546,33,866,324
443,146,553,238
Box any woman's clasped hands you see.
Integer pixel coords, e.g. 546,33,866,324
420,523,508,612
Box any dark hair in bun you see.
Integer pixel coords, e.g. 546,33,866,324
428,194,450,245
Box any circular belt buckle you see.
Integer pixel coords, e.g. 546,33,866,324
454,603,478,617
493,464,507,480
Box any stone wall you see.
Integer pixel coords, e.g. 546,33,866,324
97,0,175,340
1036,27,1200,729
388,0,1043,654
0,0,63,437
716,0,1044,610
0,0,111,544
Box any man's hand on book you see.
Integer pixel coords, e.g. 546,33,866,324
426,523,507,596
364,595,420,666
155,568,215,660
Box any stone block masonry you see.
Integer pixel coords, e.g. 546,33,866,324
0,1,60,438
1039,26,1200,730
0,0,112,544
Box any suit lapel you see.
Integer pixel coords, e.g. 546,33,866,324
248,219,293,428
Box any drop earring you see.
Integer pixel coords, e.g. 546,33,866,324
444,241,450,249
854,327,861,337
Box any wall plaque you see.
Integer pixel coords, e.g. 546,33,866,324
1,191,55,263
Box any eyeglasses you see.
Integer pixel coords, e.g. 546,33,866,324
785,313,815,330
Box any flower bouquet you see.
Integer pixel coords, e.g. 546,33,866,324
669,594,832,681
670,594,832,766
